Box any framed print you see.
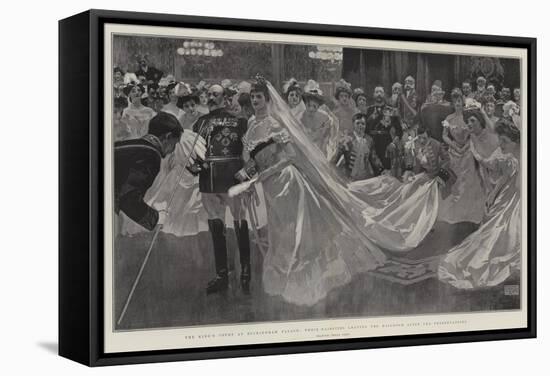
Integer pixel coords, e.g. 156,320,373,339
58,9,536,366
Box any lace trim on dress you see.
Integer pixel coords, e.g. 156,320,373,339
243,116,290,152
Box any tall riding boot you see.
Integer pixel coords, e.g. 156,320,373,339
234,220,251,295
206,219,228,295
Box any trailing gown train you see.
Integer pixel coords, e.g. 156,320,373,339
438,147,521,289
242,113,386,306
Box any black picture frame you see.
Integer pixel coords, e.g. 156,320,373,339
59,9,537,366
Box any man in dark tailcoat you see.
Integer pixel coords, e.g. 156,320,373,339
114,112,184,231
135,57,164,88
420,83,453,142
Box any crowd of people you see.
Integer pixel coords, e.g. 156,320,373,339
113,55,523,305
113,60,521,184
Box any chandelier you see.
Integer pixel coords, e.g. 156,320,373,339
177,40,224,57
308,46,343,62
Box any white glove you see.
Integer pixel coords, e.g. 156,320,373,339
153,202,168,226
194,135,207,161
228,177,258,198
157,210,168,226
181,131,207,161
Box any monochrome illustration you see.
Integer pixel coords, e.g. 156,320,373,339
110,32,523,333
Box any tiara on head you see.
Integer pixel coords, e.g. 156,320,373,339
253,73,267,86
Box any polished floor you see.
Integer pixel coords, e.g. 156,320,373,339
114,222,520,331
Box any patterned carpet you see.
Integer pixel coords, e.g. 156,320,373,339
370,255,441,285
368,221,480,285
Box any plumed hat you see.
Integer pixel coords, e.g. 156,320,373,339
302,79,325,104
283,77,302,97
334,78,353,99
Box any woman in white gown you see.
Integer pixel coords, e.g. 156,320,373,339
332,79,356,135
121,83,156,139
161,83,185,125
467,99,501,195
438,91,485,224
299,80,339,160
438,118,521,288
177,83,203,130
232,78,386,306
347,99,503,254
282,78,306,119
347,126,451,253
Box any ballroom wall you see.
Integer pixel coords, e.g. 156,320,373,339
112,35,342,92
342,48,521,102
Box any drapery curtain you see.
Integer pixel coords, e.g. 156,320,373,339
343,49,490,103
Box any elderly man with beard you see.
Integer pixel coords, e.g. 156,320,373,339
473,76,487,102
188,84,251,295
388,82,403,117
400,76,418,127
461,81,475,102
495,86,511,118
365,86,392,135
135,57,164,89
513,88,521,106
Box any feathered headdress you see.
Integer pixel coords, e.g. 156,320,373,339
303,79,323,95
502,100,520,116
352,87,367,102
221,79,233,89
158,75,176,88
450,87,463,103
334,78,352,99
122,82,146,97
237,81,252,94
175,82,192,97
464,98,482,112
302,79,325,104
283,78,301,95
196,80,210,91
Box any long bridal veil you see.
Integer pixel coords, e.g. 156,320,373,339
266,82,439,253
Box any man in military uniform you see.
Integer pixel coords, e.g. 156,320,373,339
365,86,392,134
189,84,252,295
114,112,184,231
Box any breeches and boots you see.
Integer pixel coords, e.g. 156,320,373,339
202,192,251,294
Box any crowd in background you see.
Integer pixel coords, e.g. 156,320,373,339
113,56,522,186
